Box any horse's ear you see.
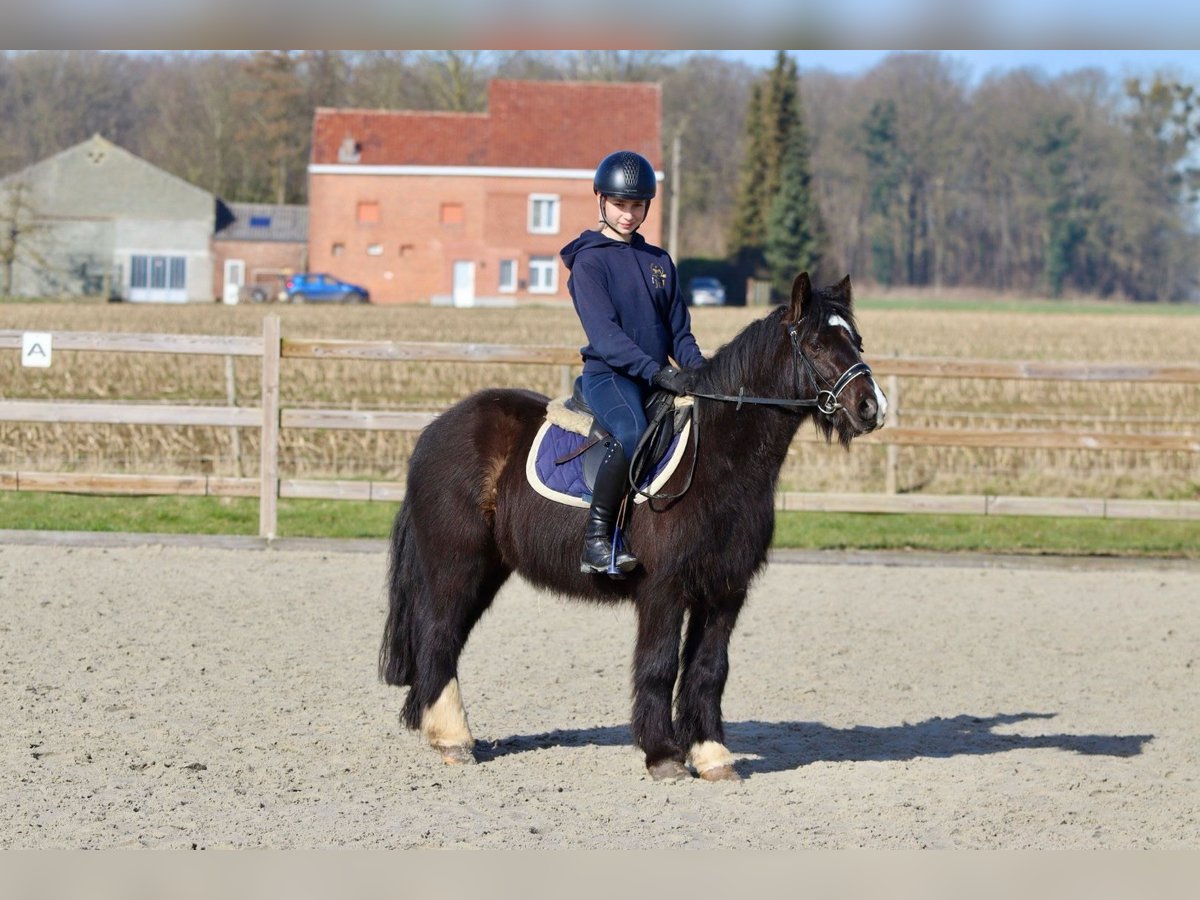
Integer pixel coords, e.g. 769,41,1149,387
786,272,812,323
834,275,853,305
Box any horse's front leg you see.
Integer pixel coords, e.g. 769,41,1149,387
675,594,745,781
631,593,689,780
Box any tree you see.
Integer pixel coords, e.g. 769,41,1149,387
1031,111,1089,297
860,98,903,286
240,51,308,204
1117,76,1200,299
724,51,801,282
727,79,770,272
764,103,824,295
562,51,676,82
0,180,54,296
659,54,756,258
414,51,493,112
728,51,818,294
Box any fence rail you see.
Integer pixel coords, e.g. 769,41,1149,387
3,318,1199,537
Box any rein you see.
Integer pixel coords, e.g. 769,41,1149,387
687,324,873,416
627,323,874,502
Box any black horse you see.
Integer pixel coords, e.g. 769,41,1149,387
380,273,887,781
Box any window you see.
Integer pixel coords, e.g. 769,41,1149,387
129,254,187,300
130,255,148,288
332,242,345,257
367,244,383,256
498,259,517,293
357,201,380,223
528,256,558,294
441,203,464,225
150,256,168,289
528,194,560,234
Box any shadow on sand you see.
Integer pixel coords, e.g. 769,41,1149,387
476,712,1152,777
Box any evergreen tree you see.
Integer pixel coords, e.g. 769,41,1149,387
765,108,824,296
1034,111,1087,297
727,80,769,273
724,51,801,282
861,99,903,287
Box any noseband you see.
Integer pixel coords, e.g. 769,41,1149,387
688,322,874,415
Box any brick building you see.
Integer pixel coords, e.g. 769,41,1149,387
212,202,308,303
308,80,662,305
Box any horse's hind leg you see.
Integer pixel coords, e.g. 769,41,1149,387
409,544,509,764
674,593,745,782
391,491,510,764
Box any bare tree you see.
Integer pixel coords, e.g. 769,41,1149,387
0,180,54,296
413,51,495,112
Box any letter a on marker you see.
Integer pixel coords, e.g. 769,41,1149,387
22,332,53,368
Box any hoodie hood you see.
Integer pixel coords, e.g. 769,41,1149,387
560,229,644,270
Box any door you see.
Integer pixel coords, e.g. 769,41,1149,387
223,259,245,305
452,260,476,307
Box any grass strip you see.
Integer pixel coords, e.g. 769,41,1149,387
1,491,1196,558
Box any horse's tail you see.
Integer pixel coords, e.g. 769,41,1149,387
379,499,418,689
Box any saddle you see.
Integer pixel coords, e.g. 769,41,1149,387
526,378,694,507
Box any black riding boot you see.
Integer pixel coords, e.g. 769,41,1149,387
580,441,639,576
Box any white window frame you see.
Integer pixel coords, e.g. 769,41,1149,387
527,194,560,235
498,258,517,293
528,256,558,294
129,253,187,302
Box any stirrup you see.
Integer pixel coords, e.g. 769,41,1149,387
580,532,636,578
608,524,638,576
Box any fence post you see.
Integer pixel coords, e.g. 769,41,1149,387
885,374,900,494
259,315,281,539
224,355,242,476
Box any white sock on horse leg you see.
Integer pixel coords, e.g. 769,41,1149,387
687,740,734,774
421,678,474,748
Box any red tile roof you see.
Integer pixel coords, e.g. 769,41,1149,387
312,79,661,170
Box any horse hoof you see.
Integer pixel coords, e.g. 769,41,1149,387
698,764,741,783
437,745,477,765
647,760,692,782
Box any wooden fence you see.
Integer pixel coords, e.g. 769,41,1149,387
3,316,1199,537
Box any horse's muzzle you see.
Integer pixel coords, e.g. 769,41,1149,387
852,378,888,433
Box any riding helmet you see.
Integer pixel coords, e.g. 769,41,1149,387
593,151,657,200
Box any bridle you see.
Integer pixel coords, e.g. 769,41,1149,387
687,322,874,416
627,321,874,502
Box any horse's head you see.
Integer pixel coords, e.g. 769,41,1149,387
782,272,887,445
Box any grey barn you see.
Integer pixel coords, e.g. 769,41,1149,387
0,134,231,302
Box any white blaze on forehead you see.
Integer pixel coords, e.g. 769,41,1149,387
828,314,854,335
827,312,888,427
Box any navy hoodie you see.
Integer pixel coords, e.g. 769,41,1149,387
560,229,704,383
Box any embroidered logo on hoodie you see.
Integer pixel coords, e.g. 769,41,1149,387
650,263,667,288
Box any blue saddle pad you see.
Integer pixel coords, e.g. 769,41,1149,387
525,420,688,508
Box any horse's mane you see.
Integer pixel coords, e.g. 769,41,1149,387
698,286,857,396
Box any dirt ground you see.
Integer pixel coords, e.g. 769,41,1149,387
1,532,1197,849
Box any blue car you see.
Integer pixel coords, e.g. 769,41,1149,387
285,273,370,304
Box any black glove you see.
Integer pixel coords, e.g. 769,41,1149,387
651,365,697,396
